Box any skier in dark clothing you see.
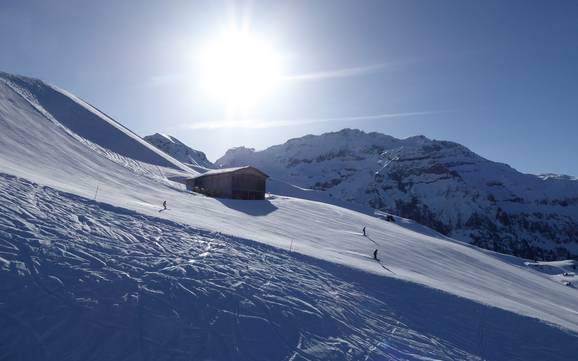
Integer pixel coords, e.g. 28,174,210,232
363,226,366,236
163,200,167,210
373,249,378,260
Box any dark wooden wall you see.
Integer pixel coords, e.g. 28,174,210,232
187,168,267,200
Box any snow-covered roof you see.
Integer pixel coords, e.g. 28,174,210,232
189,166,269,179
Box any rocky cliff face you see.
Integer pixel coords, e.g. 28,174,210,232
144,133,214,169
217,128,578,260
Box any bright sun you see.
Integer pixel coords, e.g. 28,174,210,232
199,30,283,110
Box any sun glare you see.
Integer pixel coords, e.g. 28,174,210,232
199,30,283,110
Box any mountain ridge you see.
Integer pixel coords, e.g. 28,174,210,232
216,128,578,260
144,132,214,170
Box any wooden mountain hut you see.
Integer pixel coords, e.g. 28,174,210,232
186,166,269,200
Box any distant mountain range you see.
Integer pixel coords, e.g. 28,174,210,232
199,128,578,261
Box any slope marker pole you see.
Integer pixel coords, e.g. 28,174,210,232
94,185,99,201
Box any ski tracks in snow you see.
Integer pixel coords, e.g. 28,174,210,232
1,173,577,360
0,174,476,360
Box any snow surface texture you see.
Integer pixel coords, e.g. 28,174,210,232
2,174,578,360
144,133,214,170
1,72,578,360
216,129,578,260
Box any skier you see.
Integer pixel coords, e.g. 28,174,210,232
162,200,167,210
363,226,366,236
373,249,378,261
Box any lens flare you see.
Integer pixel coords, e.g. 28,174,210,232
199,30,283,111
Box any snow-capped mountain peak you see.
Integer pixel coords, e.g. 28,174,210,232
217,128,578,260
144,133,214,169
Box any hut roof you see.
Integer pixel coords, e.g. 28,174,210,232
190,166,269,179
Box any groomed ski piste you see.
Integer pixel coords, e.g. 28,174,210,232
1,72,577,360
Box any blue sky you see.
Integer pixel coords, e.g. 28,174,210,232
1,0,577,175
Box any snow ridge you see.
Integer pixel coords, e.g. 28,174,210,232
0,72,190,171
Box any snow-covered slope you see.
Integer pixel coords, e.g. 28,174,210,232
144,133,214,170
0,72,190,172
1,72,578,360
217,128,578,261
